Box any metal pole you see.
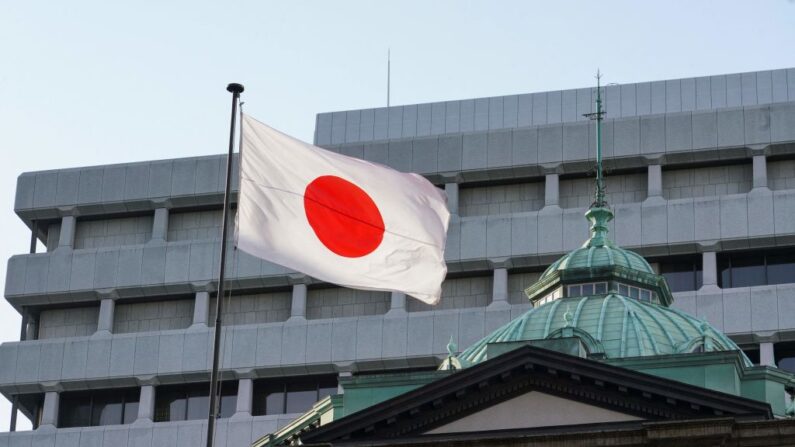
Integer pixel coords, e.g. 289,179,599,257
206,83,244,447
10,221,37,430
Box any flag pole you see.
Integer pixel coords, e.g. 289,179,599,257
206,82,244,447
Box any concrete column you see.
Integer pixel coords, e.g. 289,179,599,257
39,391,59,428
95,298,115,335
57,215,76,249
191,291,210,328
760,342,775,367
544,174,559,207
700,252,719,290
337,371,353,394
233,379,253,419
488,268,510,309
151,208,170,242
445,183,459,215
752,155,768,189
387,291,407,316
647,165,663,198
289,284,307,321
136,385,155,423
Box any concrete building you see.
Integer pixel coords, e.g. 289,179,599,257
2,67,795,447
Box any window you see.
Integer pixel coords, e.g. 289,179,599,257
719,250,795,289
658,257,703,292
252,376,337,416
154,382,237,422
617,283,659,304
775,342,795,373
566,282,607,298
534,287,563,307
58,388,139,428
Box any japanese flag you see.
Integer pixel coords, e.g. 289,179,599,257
235,114,450,305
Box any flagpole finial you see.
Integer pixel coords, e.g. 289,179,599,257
227,83,245,94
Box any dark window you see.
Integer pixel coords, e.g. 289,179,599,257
58,388,139,428
767,252,795,285
253,375,337,416
775,342,795,373
659,257,703,292
154,382,237,422
741,347,761,365
718,250,795,289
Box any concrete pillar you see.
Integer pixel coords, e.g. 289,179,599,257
151,208,169,242
387,291,407,316
136,385,155,423
488,268,510,309
752,155,768,189
445,183,459,215
337,371,353,394
700,252,719,290
647,165,663,198
39,391,59,428
233,379,253,419
289,284,307,321
57,215,76,249
544,174,559,207
760,342,775,367
96,298,115,335
191,291,210,328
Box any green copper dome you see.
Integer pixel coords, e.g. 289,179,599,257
457,295,748,366
540,207,654,281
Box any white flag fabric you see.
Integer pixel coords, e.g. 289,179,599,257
235,114,450,304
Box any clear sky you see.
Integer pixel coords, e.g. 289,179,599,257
0,0,793,429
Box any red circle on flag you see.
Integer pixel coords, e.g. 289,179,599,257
304,175,385,258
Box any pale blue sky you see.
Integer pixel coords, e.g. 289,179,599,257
1,0,793,428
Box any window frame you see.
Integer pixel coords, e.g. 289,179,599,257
58,388,139,428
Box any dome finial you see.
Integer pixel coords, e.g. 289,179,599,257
583,71,613,248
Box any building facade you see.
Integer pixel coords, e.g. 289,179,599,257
2,67,795,447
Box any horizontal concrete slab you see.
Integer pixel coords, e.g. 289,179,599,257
14,103,795,225
7,190,795,306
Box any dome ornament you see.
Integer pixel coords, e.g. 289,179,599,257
563,305,573,327
440,336,462,371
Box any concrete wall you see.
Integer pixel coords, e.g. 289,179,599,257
46,223,61,252
114,299,193,334
769,159,795,191
459,182,544,216
560,173,647,208
14,103,795,223
314,68,795,146
306,288,389,320
508,272,542,305
407,275,492,312
210,292,292,325
38,306,99,339
662,164,752,200
74,216,153,249
168,209,224,242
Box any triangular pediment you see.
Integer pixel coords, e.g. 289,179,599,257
299,345,772,445
425,390,642,435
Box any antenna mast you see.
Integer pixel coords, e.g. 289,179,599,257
387,49,391,107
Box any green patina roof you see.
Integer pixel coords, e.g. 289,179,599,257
540,206,654,281
458,294,749,366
